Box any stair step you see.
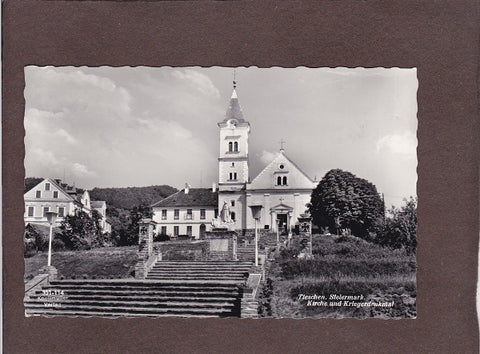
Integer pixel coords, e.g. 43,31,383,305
29,294,238,302
25,299,236,309
25,310,224,318
25,304,236,315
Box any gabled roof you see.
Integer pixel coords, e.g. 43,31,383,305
248,150,316,190
221,89,246,123
151,188,218,208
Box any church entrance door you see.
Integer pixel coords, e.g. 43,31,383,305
277,214,288,235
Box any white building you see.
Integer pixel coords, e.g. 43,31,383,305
217,85,317,234
153,83,317,236
24,178,111,233
151,186,218,239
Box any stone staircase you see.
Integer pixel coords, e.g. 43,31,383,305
25,261,254,318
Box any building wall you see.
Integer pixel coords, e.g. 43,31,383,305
24,200,77,226
245,190,312,230
217,191,246,230
218,123,250,185
152,206,217,239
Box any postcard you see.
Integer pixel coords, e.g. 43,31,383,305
23,66,417,319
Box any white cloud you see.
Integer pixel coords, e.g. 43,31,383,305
71,162,96,177
376,131,417,156
171,69,220,99
259,150,276,165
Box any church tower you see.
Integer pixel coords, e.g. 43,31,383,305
217,80,250,230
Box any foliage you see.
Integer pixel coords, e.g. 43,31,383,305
89,185,177,210
308,169,384,239
24,177,44,193
377,197,417,254
56,210,105,250
113,204,153,246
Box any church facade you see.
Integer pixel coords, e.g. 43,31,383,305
152,84,317,238
217,86,317,235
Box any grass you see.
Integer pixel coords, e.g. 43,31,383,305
24,246,138,282
263,234,417,318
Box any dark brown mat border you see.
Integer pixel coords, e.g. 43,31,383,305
3,1,479,352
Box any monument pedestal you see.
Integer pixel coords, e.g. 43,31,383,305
204,228,238,261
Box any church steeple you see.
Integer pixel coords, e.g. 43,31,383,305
221,74,246,124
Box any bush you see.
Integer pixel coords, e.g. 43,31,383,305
154,233,170,242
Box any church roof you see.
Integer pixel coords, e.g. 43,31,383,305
248,150,317,190
151,188,218,208
222,89,246,123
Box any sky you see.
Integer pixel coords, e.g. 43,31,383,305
24,66,417,208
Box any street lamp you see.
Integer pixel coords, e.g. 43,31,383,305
249,205,263,267
46,211,58,267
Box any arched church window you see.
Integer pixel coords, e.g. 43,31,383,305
283,176,288,185
234,142,238,152
277,176,282,185
228,142,233,152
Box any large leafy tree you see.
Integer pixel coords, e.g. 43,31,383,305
308,169,384,239
56,210,103,250
378,197,417,254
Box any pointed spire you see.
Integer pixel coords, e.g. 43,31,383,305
223,70,245,122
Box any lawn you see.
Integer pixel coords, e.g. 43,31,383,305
260,234,417,319
24,246,138,281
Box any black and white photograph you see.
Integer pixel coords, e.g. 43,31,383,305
23,66,418,319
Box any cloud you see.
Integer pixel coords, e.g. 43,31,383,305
259,150,277,165
171,69,220,99
71,162,96,177
376,131,417,156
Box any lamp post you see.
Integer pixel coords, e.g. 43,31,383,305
249,205,263,267
46,211,58,267
276,218,280,245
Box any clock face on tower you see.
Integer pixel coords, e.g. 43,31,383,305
227,119,238,128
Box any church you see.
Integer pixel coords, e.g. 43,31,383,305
152,82,317,238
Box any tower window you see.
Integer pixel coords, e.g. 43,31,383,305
234,141,238,152
231,200,235,207
283,176,288,185
231,212,236,221
279,164,285,169
231,162,235,167
228,142,233,152
277,176,282,185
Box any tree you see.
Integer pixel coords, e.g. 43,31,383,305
308,169,384,239
378,197,417,254
56,210,103,250
116,204,153,246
